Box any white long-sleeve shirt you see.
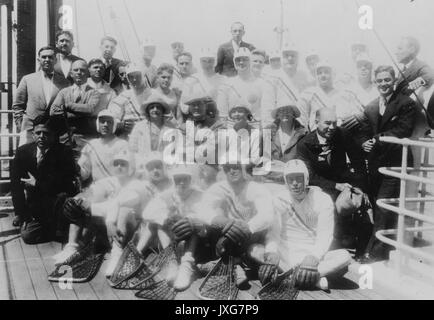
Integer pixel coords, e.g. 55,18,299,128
268,186,334,270
196,180,274,234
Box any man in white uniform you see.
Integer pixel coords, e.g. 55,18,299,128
266,160,351,289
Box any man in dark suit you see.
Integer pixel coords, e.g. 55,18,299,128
395,36,434,96
99,36,127,91
356,65,416,261
13,46,70,146
297,108,367,199
215,22,255,77
54,30,82,83
297,108,369,253
10,115,79,244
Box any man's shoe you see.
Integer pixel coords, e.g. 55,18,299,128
173,253,195,291
105,242,123,278
316,277,329,291
52,243,80,265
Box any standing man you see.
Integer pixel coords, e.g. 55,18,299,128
87,58,117,117
356,65,416,262
54,30,82,82
10,115,78,242
347,53,377,106
215,22,255,77
50,60,101,151
172,51,195,93
13,46,70,146
395,36,434,97
100,36,127,91
139,39,158,88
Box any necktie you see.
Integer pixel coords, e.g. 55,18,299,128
37,149,45,168
320,143,332,165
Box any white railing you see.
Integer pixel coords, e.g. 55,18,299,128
376,136,434,274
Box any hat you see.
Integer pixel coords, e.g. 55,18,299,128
305,49,319,60
355,52,372,65
271,104,301,119
125,63,142,75
228,99,252,116
199,48,215,59
170,164,194,178
315,59,332,71
233,47,251,61
113,149,135,176
171,41,184,49
96,109,118,134
281,43,298,56
183,88,213,106
269,49,281,60
141,39,156,58
142,94,171,116
351,42,367,51
283,159,309,186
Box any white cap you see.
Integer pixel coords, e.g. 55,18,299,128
233,47,251,61
355,52,372,64
281,43,298,56
283,159,309,186
113,149,135,176
141,39,156,58
315,59,332,71
199,48,215,59
96,109,118,134
269,49,281,60
125,62,142,75
170,164,194,177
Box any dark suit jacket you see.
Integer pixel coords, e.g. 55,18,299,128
356,92,416,175
396,58,434,96
296,128,367,197
103,57,127,91
12,71,70,132
54,53,82,83
215,41,255,77
10,142,78,221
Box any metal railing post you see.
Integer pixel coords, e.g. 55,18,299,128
396,144,408,274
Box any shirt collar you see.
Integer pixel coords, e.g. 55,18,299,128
405,59,415,70
87,78,105,89
316,131,327,145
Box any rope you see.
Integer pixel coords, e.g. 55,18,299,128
122,0,141,46
96,0,107,35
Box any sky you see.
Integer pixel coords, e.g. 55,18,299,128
29,0,434,75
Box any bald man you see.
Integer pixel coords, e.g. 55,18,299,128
215,22,255,77
50,59,101,151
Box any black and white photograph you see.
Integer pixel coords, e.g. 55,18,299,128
0,0,433,303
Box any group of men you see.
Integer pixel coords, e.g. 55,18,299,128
9,21,434,295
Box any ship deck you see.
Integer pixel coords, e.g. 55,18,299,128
0,210,403,300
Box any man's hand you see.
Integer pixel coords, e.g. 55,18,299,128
21,172,36,188
122,118,136,133
295,255,320,288
362,138,375,153
258,252,280,285
171,217,204,241
107,221,124,246
408,77,426,91
335,182,352,192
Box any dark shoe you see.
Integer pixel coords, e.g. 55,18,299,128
12,216,23,228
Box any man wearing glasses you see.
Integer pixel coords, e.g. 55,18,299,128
356,65,416,263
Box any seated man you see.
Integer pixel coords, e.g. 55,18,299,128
52,150,138,268
134,164,203,290
170,154,274,291
296,108,370,252
264,159,351,290
10,115,79,243
78,109,129,183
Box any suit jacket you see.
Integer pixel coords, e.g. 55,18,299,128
12,71,70,133
103,57,127,91
50,84,101,135
215,41,255,77
356,91,416,172
268,123,307,162
54,53,82,83
10,142,78,221
296,128,367,197
396,58,434,96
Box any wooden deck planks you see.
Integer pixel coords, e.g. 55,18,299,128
0,212,401,301
0,214,36,300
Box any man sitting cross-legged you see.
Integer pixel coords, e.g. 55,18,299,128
263,159,351,290
170,154,275,291
52,150,139,274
